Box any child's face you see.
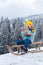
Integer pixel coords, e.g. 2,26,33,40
29,24,34,29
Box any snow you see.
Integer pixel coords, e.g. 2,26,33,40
0,47,43,65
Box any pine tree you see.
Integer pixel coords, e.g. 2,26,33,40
41,19,43,42
35,20,42,41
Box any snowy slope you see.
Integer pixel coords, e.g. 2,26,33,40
0,47,43,65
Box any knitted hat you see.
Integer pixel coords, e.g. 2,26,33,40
26,20,33,27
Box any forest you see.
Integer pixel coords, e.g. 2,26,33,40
0,14,43,54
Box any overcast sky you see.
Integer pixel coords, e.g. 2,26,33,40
0,0,43,19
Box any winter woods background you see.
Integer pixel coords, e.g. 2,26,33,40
0,14,43,54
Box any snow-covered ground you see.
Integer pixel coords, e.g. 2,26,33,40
0,47,43,65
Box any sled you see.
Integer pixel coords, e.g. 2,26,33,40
28,50,43,53
7,45,25,55
7,42,43,55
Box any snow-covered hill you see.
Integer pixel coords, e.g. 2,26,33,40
0,47,43,65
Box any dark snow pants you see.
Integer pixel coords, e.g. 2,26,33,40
16,39,32,49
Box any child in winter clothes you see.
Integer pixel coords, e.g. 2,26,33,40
16,20,35,53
